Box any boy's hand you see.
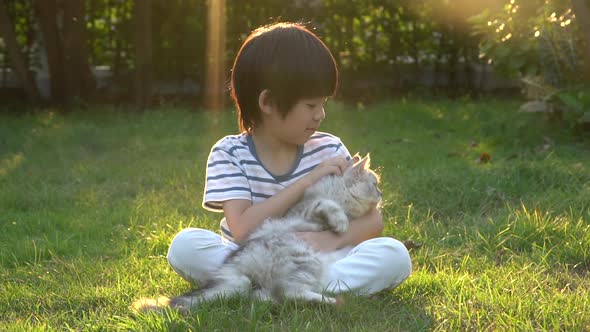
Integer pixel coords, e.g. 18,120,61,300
298,208,383,251
297,230,343,252
304,156,349,186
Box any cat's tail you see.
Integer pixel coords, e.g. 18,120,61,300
131,296,175,314
131,290,212,314
132,274,252,314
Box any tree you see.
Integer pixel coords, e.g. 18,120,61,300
571,0,590,77
469,0,586,83
33,0,64,103
133,0,152,110
33,0,95,105
62,0,96,100
0,0,41,103
470,0,590,126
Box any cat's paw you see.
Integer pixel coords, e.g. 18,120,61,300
311,200,349,233
327,210,349,233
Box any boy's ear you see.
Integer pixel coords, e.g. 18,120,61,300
258,89,275,114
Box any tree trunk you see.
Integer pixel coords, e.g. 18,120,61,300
34,0,95,105
33,0,66,103
134,0,152,110
62,0,96,100
0,0,41,103
571,0,590,78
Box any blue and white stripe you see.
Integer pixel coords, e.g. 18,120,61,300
202,131,350,241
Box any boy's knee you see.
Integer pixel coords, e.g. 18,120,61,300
167,228,203,261
372,237,412,283
166,228,222,283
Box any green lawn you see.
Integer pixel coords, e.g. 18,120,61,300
1,99,589,331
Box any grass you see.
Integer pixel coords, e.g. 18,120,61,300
1,98,589,331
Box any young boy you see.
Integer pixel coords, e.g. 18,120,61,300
167,22,411,295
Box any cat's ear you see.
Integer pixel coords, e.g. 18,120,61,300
350,154,371,173
357,154,371,170
350,153,361,165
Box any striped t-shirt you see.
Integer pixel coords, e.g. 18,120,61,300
202,131,351,242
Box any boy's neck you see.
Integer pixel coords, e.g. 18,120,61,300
250,129,299,176
251,129,297,152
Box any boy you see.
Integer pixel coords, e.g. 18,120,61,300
167,22,411,295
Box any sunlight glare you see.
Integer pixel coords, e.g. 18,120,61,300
205,0,226,111
0,152,25,178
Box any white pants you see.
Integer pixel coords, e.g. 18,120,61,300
166,228,412,295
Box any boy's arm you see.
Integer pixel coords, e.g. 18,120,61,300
297,207,383,252
223,156,350,243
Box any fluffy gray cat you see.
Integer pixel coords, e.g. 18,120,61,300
133,154,381,313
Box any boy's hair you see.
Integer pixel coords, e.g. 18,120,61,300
230,22,339,133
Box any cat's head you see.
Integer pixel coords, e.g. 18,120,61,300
341,153,382,216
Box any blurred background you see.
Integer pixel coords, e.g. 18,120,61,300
0,0,588,114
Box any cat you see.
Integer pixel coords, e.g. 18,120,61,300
133,154,381,313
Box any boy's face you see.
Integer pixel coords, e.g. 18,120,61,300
267,96,328,145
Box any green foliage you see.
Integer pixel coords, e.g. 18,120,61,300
0,1,38,69
1,100,589,330
1,0,508,101
150,1,207,81
470,0,590,127
86,0,134,73
469,0,584,84
558,86,590,125
86,0,207,83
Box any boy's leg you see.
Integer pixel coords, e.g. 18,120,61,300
166,228,238,284
321,237,412,295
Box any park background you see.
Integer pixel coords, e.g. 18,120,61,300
1,1,590,331
0,0,588,114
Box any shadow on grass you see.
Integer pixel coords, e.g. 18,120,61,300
123,291,433,331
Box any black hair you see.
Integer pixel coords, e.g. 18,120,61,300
230,22,339,133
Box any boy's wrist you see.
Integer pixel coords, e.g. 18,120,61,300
300,173,317,189
337,227,353,248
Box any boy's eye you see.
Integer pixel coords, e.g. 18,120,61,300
306,104,317,108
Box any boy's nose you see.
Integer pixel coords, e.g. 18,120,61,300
314,107,325,121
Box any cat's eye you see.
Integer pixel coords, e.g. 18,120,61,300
374,183,382,195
